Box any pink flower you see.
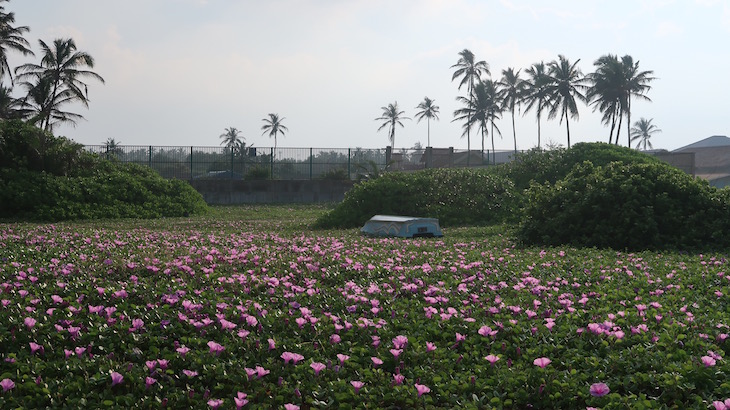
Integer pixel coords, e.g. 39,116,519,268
330,334,341,344
145,377,157,389
426,342,436,352
1,378,15,392
392,335,408,349
183,369,198,377
255,366,269,378
208,341,225,356
234,392,249,409
589,382,610,397
284,404,300,410
111,371,123,386
350,380,364,393
207,399,223,409
177,346,191,356
415,383,431,396
281,351,305,364
712,399,730,410
29,342,42,354
371,357,383,367
24,317,36,329
390,348,403,358
310,361,326,376
146,360,157,372
268,338,276,350
702,356,717,367
533,357,551,368
393,373,405,385
484,354,500,365
336,353,350,366
455,333,466,342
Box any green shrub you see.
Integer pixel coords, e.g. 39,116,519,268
314,168,518,229
319,167,349,180
245,166,270,180
517,160,729,250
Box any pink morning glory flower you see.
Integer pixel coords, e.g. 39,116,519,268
351,380,364,393
207,399,223,409
284,404,300,410
392,335,408,349
589,382,610,397
484,354,500,365
336,353,350,366
533,357,551,368
390,349,403,358
310,361,326,376
415,383,431,396
234,392,248,409
24,317,36,329
711,399,730,410
1,378,15,392
255,366,269,378
177,346,191,356
183,369,198,377
281,351,305,364
702,356,717,367
455,333,466,342
426,342,436,352
29,342,42,354
268,338,276,350
371,357,383,367
393,373,405,386
208,341,225,355
111,371,123,386
145,377,157,389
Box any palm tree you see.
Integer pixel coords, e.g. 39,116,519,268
15,38,105,132
414,97,439,147
546,55,587,148
451,49,489,152
375,102,409,148
0,1,33,84
523,62,552,149
0,84,22,119
261,113,287,159
103,137,123,158
497,67,526,153
219,127,243,149
620,55,655,148
453,79,501,164
630,117,661,150
16,72,84,130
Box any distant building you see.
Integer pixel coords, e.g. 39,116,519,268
672,135,730,188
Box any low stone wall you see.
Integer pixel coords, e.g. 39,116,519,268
188,179,354,204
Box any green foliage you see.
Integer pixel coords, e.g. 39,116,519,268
518,160,729,250
0,120,208,221
314,168,518,228
319,167,349,180
244,165,270,180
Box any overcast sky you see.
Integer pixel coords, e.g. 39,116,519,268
5,0,729,151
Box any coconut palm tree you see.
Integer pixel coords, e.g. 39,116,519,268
630,117,661,150
585,54,623,144
261,113,287,159
0,84,22,119
16,72,84,131
451,49,489,152
497,67,526,153
620,55,655,148
453,79,501,164
546,55,587,148
375,102,409,148
523,62,552,149
219,126,243,149
414,97,439,147
0,1,33,84
15,38,105,132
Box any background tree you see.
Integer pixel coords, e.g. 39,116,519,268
523,62,552,149
497,67,526,153
546,55,586,148
219,126,243,149
621,55,655,148
261,113,287,159
16,72,84,130
414,96,439,147
0,84,22,119
103,137,122,158
451,49,489,152
0,1,33,84
375,102,409,148
15,38,105,132
630,117,661,150
453,80,501,163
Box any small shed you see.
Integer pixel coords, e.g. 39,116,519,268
360,215,443,238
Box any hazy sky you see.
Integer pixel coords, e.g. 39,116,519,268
5,0,729,151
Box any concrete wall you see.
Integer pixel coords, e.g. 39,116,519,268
188,179,355,204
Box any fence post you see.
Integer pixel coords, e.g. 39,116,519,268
190,146,193,180
449,147,454,168
385,146,392,168
309,148,313,180
270,147,274,180
348,148,351,180
230,148,234,179
425,147,432,169
148,146,152,168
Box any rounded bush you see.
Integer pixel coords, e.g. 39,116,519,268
518,160,730,250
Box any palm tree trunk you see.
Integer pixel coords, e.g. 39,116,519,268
537,111,542,149
491,121,496,165
608,110,616,144
565,106,571,148
626,99,632,149
615,113,623,146
511,108,517,154
427,118,431,147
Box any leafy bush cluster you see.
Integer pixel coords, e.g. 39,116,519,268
314,168,518,228
317,142,730,250
0,120,208,221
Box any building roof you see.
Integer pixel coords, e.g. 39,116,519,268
674,135,730,152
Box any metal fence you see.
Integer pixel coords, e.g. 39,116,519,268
84,145,522,181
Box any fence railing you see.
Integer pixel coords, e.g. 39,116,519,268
84,145,523,181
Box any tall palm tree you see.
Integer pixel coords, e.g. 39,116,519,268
414,97,439,147
0,84,22,119
453,79,501,164
451,49,489,152
219,126,243,149
16,72,84,130
630,117,661,150
261,113,287,159
497,67,526,153
523,62,552,149
546,55,587,148
15,38,105,132
0,1,33,84
585,54,623,144
621,55,655,148
375,102,409,148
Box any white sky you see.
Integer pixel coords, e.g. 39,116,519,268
5,0,730,151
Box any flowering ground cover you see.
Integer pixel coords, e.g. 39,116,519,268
1,205,729,409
